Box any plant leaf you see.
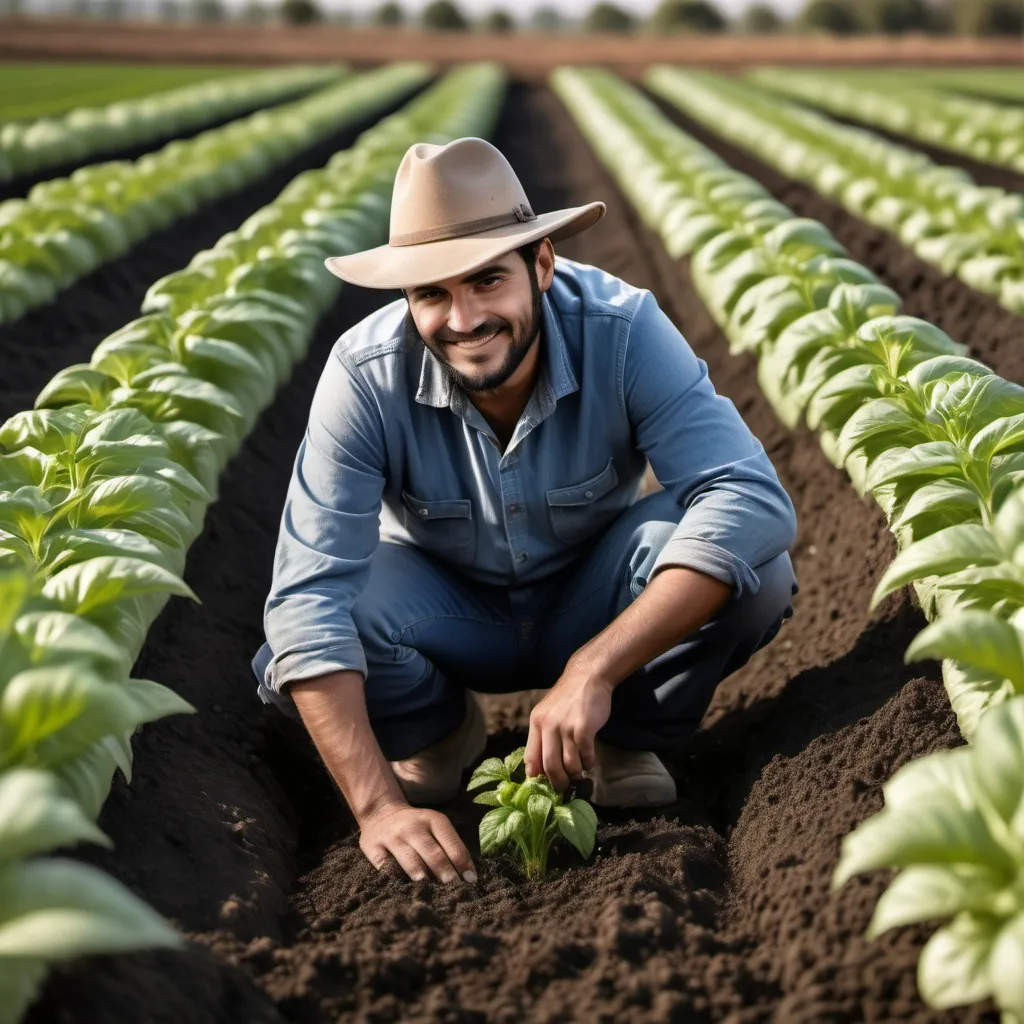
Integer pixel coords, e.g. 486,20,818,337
868,864,1004,939
918,913,999,1010
466,757,508,791
906,612,1024,691
555,799,598,859
503,747,525,777
479,805,515,854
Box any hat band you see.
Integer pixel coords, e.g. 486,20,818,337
390,204,536,247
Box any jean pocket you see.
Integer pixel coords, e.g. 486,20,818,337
402,489,476,559
546,457,621,546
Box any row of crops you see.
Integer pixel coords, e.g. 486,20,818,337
553,66,1024,1022
0,61,505,1024
3,55,1024,1021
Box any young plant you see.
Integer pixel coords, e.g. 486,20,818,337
467,747,597,881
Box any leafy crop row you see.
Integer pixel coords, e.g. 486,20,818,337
0,64,343,184
645,69,1024,316
0,63,506,1024
0,63,430,328
553,66,1024,1021
749,68,1024,174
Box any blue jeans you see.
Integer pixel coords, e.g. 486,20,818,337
263,489,797,761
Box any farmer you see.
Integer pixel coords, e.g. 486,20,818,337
252,137,798,885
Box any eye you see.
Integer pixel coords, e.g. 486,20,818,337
415,289,443,302
478,275,503,288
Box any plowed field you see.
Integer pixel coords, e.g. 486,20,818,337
21,84,1006,1024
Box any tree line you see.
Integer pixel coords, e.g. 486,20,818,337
17,0,1022,37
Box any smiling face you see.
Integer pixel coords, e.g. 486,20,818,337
405,238,555,394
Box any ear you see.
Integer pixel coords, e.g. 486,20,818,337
536,238,555,293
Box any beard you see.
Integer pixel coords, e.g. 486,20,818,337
406,267,544,394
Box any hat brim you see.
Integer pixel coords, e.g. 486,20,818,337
323,201,606,291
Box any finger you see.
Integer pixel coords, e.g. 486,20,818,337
429,815,478,882
542,727,569,792
408,830,461,884
562,735,583,780
578,730,597,774
525,715,543,777
388,841,430,882
362,842,398,876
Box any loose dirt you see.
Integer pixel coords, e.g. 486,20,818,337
25,84,994,1023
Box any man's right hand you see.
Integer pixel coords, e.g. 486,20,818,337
290,670,478,885
358,802,477,884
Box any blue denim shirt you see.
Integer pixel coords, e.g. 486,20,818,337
254,257,797,706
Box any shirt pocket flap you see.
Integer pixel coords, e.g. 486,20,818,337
545,458,618,508
402,490,473,521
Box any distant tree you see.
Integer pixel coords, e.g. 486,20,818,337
585,1,636,32
742,2,783,31
281,0,321,22
375,0,403,23
650,0,726,31
193,0,224,19
531,4,564,29
156,0,179,18
872,0,938,31
100,0,126,16
482,8,515,31
799,0,864,33
241,0,269,20
422,0,468,29
956,0,1023,35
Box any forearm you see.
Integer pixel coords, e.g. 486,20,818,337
290,670,405,821
569,566,733,687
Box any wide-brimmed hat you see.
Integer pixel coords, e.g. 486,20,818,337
323,137,606,291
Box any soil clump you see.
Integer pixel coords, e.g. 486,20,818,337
24,84,991,1022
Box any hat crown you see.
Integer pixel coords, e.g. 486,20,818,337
389,137,535,247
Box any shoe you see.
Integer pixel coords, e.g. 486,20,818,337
589,739,677,808
390,692,487,805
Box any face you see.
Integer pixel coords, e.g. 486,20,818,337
405,239,555,394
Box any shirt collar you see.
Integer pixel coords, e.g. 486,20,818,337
414,290,579,413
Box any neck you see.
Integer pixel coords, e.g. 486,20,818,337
469,332,542,435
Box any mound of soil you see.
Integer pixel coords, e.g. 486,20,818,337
25,84,994,1023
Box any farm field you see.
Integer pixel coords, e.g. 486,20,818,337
5,59,1024,1024
0,60,248,121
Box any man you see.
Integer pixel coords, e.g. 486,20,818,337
253,137,798,886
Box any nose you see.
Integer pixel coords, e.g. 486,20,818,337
446,291,486,336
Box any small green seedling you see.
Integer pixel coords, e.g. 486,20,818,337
467,747,598,880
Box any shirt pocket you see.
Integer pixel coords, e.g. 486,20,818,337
401,490,476,559
545,457,621,546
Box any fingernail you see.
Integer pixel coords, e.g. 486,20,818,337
411,874,425,882
441,872,456,884
462,870,478,884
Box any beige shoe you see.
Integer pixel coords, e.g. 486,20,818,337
390,692,487,805
589,739,677,808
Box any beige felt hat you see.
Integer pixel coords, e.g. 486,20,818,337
324,137,606,291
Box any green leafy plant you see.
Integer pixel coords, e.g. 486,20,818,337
467,748,597,880
834,697,1024,1021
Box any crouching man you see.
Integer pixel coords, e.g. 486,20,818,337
252,138,798,884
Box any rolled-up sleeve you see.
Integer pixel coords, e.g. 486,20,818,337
623,291,797,598
255,342,386,708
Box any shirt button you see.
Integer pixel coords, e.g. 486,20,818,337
508,503,522,514
584,490,594,499
417,508,429,516
516,551,529,563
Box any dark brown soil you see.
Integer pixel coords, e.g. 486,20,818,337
0,88,416,424
25,84,997,1023
645,91,1024,385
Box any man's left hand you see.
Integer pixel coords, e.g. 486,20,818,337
524,662,613,792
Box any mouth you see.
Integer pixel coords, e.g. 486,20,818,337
446,328,503,350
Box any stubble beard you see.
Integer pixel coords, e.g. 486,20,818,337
408,267,543,394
